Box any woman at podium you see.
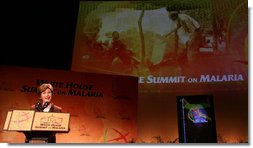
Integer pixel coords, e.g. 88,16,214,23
25,83,62,143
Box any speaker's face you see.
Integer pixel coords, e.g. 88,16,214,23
41,88,53,104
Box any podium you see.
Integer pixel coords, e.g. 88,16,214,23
3,110,70,143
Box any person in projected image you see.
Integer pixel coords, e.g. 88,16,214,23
164,9,202,63
24,83,62,143
104,31,140,73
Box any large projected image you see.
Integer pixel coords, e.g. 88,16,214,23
71,0,248,89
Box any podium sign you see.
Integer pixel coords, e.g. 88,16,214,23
3,110,70,132
4,110,35,131
32,112,70,132
3,111,13,130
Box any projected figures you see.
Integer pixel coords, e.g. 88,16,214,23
177,95,217,143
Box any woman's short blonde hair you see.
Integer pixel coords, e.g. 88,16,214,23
37,83,54,95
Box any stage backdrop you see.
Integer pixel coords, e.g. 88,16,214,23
71,0,248,143
0,65,138,143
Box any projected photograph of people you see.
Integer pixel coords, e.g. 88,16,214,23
72,0,247,79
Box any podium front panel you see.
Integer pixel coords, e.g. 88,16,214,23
8,110,35,131
31,112,70,132
3,111,13,130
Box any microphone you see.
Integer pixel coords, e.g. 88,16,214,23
35,101,42,111
42,101,50,110
35,100,50,111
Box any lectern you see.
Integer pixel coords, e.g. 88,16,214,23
3,110,70,143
